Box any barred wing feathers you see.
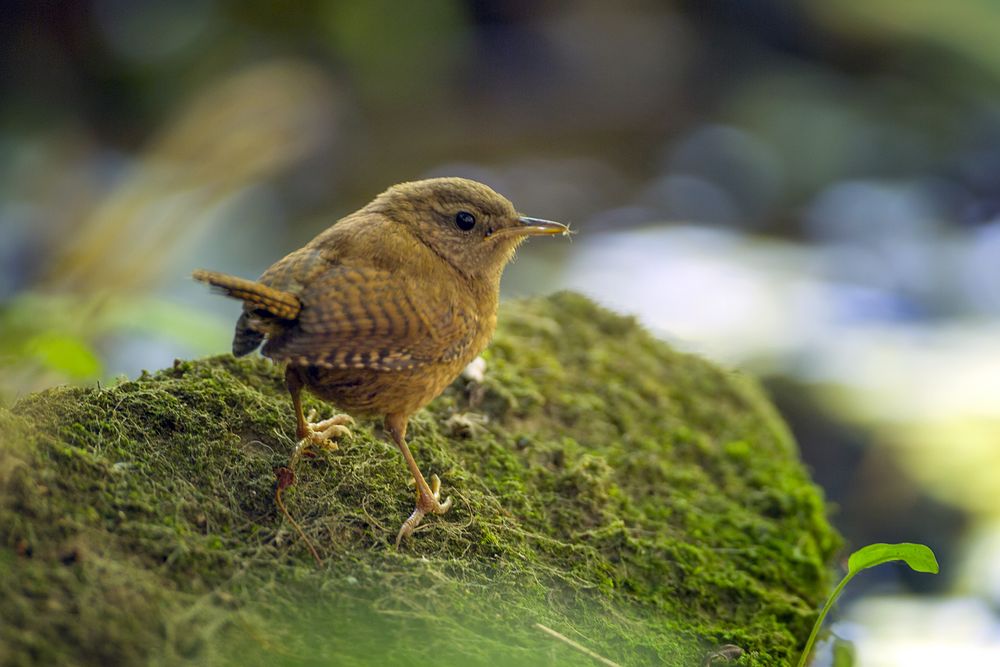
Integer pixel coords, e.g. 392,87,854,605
262,265,477,372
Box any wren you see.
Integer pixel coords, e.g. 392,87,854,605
193,177,569,547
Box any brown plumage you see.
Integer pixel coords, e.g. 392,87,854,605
194,177,568,546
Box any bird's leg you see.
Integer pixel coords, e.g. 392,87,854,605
385,413,452,548
285,365,353,457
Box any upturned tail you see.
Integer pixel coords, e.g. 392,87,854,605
192,269,301,320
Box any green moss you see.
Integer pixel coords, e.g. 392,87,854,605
0,292,839,666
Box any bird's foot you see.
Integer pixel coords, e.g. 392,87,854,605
295,409,354,457
395,474,452,548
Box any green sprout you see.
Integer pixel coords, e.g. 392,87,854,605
797,542,939,667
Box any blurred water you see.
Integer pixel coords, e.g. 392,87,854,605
839,596,1000,666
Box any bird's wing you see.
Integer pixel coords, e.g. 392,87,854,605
262,264,478,371
218,246,333,356
257,246,332,294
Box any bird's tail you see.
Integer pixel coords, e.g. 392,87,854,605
192,269,301,320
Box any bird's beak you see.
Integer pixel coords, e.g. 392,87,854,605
515,216,571,237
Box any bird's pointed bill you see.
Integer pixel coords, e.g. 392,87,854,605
516,216,571,236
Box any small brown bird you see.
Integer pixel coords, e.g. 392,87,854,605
193,177,568,546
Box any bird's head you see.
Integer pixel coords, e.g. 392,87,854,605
371,177,569,281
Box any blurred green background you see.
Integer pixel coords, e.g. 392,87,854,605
2,1,999,664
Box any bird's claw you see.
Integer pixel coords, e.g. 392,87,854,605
426,474,453,513
296,409,354,456
395,474,452,548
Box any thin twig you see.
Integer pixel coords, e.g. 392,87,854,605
274,467,322,568
534,623,621,667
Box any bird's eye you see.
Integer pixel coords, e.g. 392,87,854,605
455,211,476,231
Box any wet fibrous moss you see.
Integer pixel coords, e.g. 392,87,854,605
0,292,839,666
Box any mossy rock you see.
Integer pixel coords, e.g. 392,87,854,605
0,292,839,666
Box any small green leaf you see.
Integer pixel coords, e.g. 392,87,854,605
847,542,939,576
831,637,856,667
796,542,939,667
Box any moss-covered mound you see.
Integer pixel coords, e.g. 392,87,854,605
0,292,839,666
